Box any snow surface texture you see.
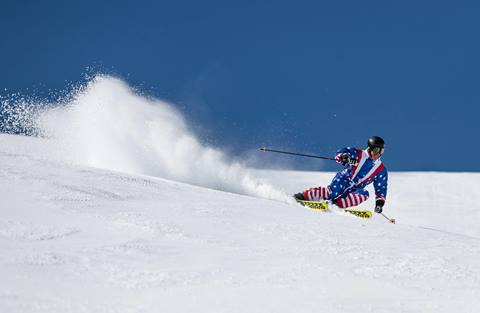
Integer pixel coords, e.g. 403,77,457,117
1,76,480,312
2,134,480,313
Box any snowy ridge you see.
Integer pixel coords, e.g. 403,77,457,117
1,133,480,313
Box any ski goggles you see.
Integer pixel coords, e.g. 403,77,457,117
371,146,385,155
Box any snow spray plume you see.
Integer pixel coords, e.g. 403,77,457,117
36,75,288,201
0,95,44,136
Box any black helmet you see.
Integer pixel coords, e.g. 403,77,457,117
368,136,385,154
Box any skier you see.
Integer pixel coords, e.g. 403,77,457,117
294,136,388,214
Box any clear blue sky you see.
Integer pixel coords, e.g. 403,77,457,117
1,0,479,171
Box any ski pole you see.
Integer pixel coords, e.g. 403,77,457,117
380,212,396,224
259,147,336,161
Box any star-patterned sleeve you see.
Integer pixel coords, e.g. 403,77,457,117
335,146,359,164
373,167,388,201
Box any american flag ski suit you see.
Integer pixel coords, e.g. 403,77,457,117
303,147,388,208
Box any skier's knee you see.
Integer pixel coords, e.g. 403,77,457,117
336,193,368,208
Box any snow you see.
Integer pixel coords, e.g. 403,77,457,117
1,76,480,312
33,76,286,201
1,133,480,313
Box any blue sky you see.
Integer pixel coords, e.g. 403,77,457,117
1,0,479,171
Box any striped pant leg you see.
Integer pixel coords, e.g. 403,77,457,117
336,189,369,208
304,186,331,201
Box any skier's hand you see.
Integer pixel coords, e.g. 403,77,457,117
336,154,351,166
374,199,385,213
336,153,347,165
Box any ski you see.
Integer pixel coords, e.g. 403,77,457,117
296,199,329,211
296,199,372,219
343,209,372,219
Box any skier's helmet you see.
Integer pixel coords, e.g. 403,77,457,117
368,136,385,154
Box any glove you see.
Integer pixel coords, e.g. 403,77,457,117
374,199,385,213
338,154,357,166
339,154,350,165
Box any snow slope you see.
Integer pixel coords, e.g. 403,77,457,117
1,76,480,312
1,133,480,313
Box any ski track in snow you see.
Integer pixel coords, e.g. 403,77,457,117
1,134,480,313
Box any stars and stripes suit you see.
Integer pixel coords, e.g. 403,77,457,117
303,147,388,208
